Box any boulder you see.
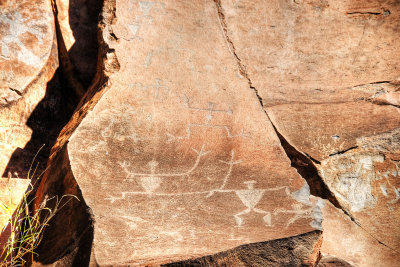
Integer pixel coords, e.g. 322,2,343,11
0,0,58,178
218,0,400,253
30,0,400,265
320,200,400,266
33,0,323,265
69,0,323,265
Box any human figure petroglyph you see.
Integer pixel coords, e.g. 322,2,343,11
128,78,169,100
167,95,249,141
233,181,271,227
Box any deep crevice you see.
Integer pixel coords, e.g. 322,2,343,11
211,0,385,239
213,0,400,254
347,11,382,15
213,0,343,210
328,146,358,157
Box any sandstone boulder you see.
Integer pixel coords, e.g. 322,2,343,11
0,0,58,178
29,0,400,266
33,0,324,265
67,0,323,265
320,200,400,266
218,0,400,253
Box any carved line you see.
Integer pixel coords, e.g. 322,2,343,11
119,144,209,178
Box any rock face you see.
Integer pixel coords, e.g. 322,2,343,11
320,200,400,267
219,0,400,255
65,0,322,265
19,0,399,266
0,0,58,178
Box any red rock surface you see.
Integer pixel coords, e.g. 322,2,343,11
218,0,400,259
320,200,399,266
4,0,397,266
65,0,322,265
0,0,58,178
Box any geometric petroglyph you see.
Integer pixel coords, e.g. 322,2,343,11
167,95,249,142
118,144,210,193
127,1,166,41
233,181,271,227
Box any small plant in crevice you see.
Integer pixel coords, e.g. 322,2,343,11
0,146,78,266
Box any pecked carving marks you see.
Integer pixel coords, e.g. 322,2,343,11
120,0,166,41
167,95,249,141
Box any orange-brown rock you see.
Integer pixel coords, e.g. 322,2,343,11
32,0,324,265
218,0,400,255
167,230,322,266
67,0,323,265
320,200,400,266
27,0,400,265
0,0,58,178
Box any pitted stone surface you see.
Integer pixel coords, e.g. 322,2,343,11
68,0,321,265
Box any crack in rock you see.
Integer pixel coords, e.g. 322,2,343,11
213,0,399,253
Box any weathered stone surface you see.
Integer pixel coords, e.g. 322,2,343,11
320,200,400,266
220,0,400,107
52,0,322,265
26,0,400,265
218,0,400,253
319,131,400,250
317,256,354,267
0,0,58,178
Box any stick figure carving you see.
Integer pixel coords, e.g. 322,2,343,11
234,181,271,227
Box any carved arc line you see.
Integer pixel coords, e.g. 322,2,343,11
119,144,210,177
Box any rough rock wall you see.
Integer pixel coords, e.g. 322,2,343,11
0,0,59,178
0,0,399,266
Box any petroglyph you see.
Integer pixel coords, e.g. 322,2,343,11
206,150,242,197
233,181,271,227
127,78,169,100
167,95,249,141
119,144,209,181
126,1,166,41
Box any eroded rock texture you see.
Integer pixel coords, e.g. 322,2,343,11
0,0,58,178
36,0,322,265
21,0,400,266
219,0,400,257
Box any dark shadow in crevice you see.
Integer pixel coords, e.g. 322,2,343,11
274,130,343,209
64,0,103,89
2,67,71,181
2,0,102,181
